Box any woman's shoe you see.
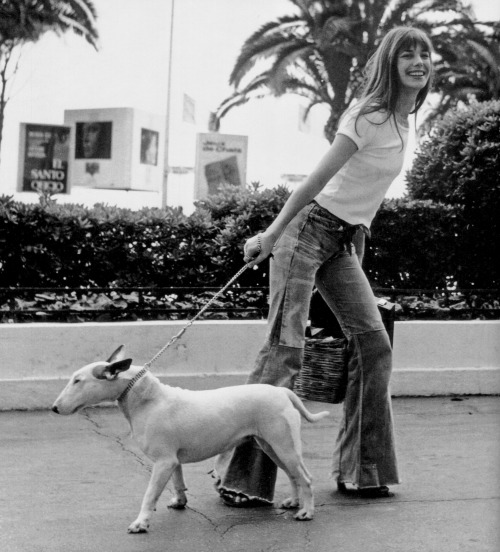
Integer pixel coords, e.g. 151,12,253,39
219,489,273,508
337,480,394,498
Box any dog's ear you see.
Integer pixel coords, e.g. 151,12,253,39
93,359,133,380
106,345,125,363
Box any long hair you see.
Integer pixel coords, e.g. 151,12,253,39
358,26,434,123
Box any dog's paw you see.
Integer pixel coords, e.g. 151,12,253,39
293,507,314,521
280,497,299,509
168,497,187,509
127,519,149,533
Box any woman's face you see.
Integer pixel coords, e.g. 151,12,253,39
396,44,432,93
82,123,101,158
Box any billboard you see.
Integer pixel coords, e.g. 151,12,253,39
194,133,248,199
17,123,71,194
64,108,165,191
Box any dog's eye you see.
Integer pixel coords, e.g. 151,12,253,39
73,378,81,385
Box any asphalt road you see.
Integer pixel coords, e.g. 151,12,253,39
1,396,499,552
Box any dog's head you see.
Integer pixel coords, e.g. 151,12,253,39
52,346,133,415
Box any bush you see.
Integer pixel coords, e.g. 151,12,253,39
197,183,289,287
0,161,497,296
0,184,288,289
0,195,218,288
365,198,461,289
405,100,500,288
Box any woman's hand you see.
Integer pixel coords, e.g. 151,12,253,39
243,232,275,267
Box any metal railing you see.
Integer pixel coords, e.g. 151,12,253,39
1,286,499,323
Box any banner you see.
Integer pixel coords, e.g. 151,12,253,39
194,133,248,199
17,123,71,194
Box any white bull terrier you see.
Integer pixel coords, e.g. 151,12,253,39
52,346,329,533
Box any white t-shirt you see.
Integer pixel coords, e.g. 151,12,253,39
315,106,409,228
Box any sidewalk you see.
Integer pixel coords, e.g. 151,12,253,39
1,396,499,552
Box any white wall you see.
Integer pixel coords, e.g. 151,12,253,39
1,320,499,410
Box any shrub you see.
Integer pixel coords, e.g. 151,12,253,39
0,196,218,288
0,184,288,289
365,198,461,289
405,100,500,288
197,183,290,287
0,161,496,295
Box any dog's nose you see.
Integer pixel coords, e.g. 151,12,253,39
52,405,59,414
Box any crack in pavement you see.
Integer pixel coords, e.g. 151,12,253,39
80,409,231,531
182,504,220,530
81,409,151,472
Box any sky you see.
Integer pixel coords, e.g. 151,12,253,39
1,0,499,211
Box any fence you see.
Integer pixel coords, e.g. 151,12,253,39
1,287,499,323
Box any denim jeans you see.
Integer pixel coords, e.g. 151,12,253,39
217,202,400,500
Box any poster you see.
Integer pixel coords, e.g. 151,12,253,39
140,128,159,166
17,123,71,193
75,121,112,159
194,133,248,199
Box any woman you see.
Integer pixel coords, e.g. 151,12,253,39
215,26,434,506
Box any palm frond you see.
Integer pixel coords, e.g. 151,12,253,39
230,32,311,87
301,54,330,93
268,43,315,93
0,0,98,48
238,15,309,52
214,74,272,122
289,0,319,22
278,76,329,104
316,14,366,57
216,0,500,141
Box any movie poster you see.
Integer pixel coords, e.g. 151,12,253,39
75,121,112,159
17,124,71,194
194,133,248,199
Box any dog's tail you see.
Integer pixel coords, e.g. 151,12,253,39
284,388,330,422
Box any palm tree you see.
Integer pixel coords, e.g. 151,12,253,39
0,0,99,161
211,0,499,142
420,14,500,129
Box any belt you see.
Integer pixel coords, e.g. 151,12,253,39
311,201,370,254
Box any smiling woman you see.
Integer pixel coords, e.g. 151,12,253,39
397,46,432,93
215,26,436,508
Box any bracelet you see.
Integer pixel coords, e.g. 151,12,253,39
256,233,262,254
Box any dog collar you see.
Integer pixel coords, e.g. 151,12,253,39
117,367,148,403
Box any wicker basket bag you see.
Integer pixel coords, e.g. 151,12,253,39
294,337,348,404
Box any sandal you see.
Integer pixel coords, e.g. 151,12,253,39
219,490,272,508
337,481,394,498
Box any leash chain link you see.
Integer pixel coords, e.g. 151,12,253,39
144,263,252,369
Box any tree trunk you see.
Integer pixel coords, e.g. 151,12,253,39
0,43,16,167
321,49,352,143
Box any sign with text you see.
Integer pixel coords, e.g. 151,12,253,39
194,133,248,199
17,123,71,194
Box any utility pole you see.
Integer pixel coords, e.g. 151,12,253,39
161,0,175,208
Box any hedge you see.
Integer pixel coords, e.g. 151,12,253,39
406,100,500,288
0,185,484,291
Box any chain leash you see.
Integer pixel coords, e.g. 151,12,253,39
144,263,252,370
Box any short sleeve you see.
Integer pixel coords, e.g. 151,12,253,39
336,107,378,150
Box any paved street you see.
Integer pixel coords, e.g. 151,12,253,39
1,397,499,552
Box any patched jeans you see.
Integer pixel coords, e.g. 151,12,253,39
218,202,400,501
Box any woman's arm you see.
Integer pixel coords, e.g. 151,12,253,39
244,133,358,266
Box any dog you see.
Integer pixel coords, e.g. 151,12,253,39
52,346,330,533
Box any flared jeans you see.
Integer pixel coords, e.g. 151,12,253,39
217,201,400,501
